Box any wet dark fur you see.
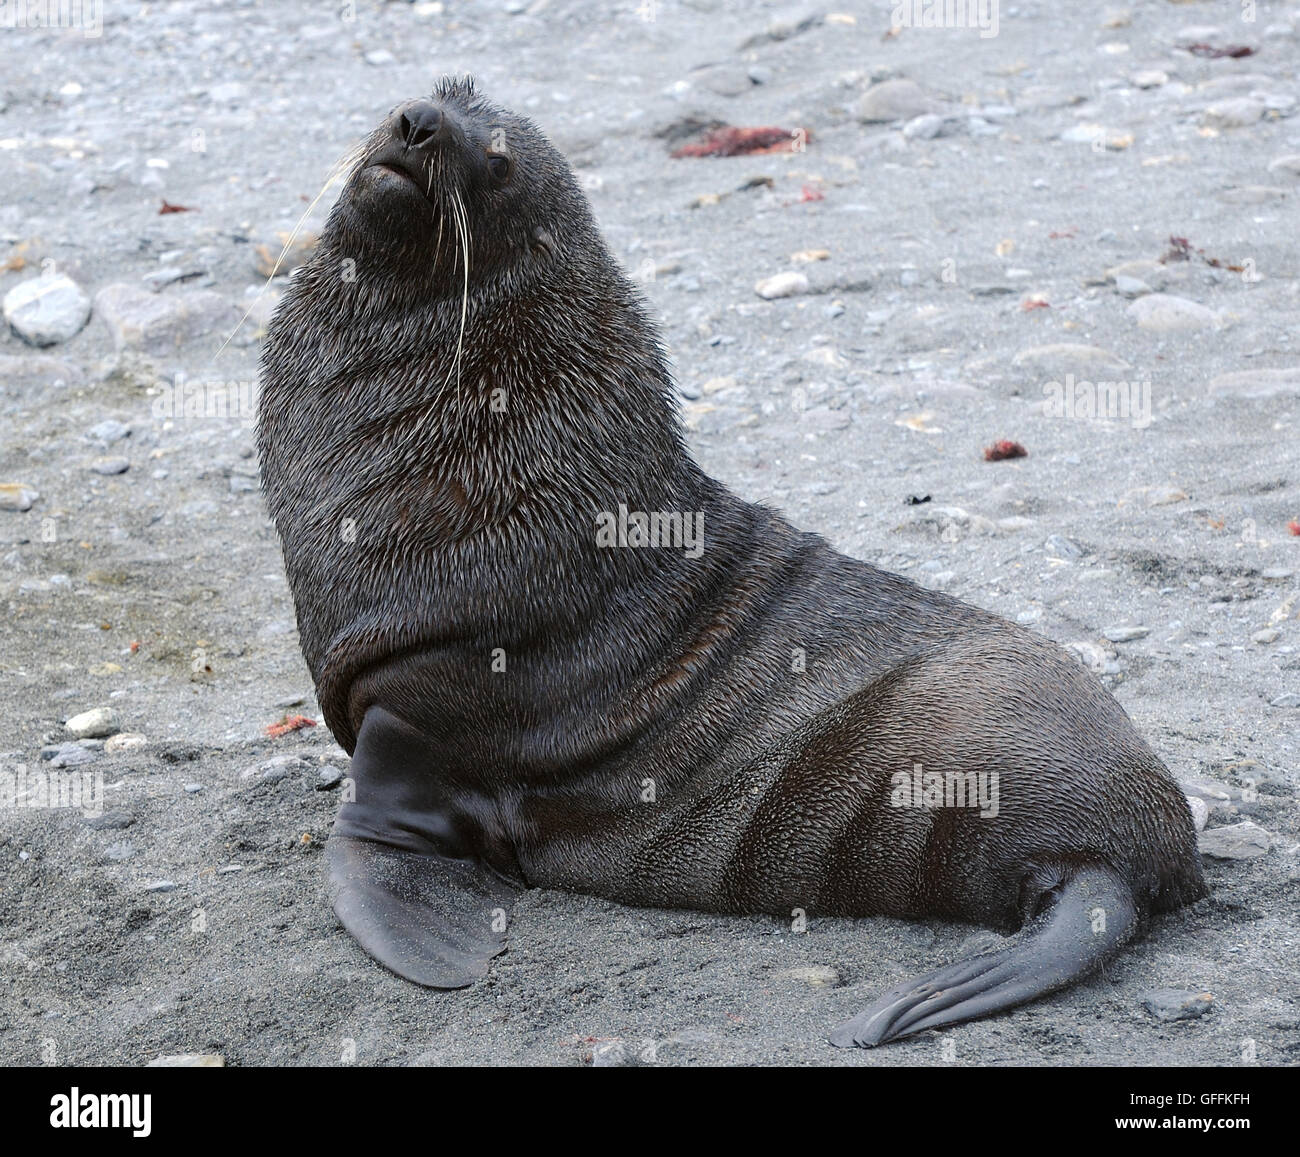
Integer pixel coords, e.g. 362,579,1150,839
258,78,1205,1042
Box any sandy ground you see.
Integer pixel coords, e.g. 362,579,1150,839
1,0,1298,1067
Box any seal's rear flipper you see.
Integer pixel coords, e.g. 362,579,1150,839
327,836,516,987
829,866,1139,1047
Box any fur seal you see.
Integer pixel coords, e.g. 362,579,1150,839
257,77,1206,1047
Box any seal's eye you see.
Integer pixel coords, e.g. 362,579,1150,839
487,153,511,184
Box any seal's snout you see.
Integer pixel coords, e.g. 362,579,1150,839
397,100,452,152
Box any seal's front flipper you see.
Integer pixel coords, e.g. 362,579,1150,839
325,704,519,988
326,836,515,987
829,866,1139,1047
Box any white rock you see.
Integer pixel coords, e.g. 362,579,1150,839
104,732,147,753
94,283,239,355
755,272,810,300
857,79,948,123
0,483,39,512
1266,154,1300,180
1127,294,1220,333
65,707,121,739
1209,368,1300,398
3,274,91,346
1201,98,1266,129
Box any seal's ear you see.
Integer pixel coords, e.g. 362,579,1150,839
530,225,557,260
325,706,518,987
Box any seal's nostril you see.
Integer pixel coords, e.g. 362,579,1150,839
402,102,446,150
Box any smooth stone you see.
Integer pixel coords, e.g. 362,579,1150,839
0,353,86,389
0,483,39,512
775,965,841,987
1269,692,1300,708
1127,294,1219,333
1186,796,1209,832
1139,990,1214,1022
1198,821,1271,860
1103,626,1150,643
857,78,948,123
89,457,130,476
1114,275,1150,297
146,1055,225,1067
1209,369,1300,399
146,880,178,892
1251,628,1280,645
65,707,121,739
94,283,239,356
755,272,810,300
1044,534,1083,559
1138,486,1188,507
103,732,146,753
88,419,131,443
1106,259,1173,290
316,766,345,790
1011,343,1130,375
2,274,92,346
1201,98,1265,129
45,743,99,768
1266,154,1300,180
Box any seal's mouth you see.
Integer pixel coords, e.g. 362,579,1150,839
365,152,433,198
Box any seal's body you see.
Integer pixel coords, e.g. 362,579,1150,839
258,79,1205,1046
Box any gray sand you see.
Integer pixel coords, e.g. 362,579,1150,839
1,1,1297,1066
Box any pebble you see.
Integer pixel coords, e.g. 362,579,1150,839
65,707,121,739
84,810,134,830
755,272,810,300
1102,626,1150,643
1268,693,1300,708
1106,259,1173,291
94,283,238,355
1208,369,1300,399
104,732,146,753
1011,343,1130,376
0,353,85,389
2,273,92,346
1065,640,1120,675
1186,796,1209,832
88,418,131,444
774,965,841,987
0,483,39,512
316,766,345,790
1114,275,1153,299
1139,989,1214,1022
1218,185,1289,205
902,113,962,140
1267,154,1300,180
1201,99,1265,130
43,742,99,768
1251,628,1280,645
89,456,130,475
1045,534,1084,559
146,1055,225,1067
146,880,178,892
1126,294,1219,333
856,78,948,123
1198,821,1271,861
1131,70,1168,89
1137,485,1188,507
1261,568,1294,581
591,1039,653,1068
184,783,204,793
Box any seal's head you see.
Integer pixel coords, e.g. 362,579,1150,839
330,76,592,291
